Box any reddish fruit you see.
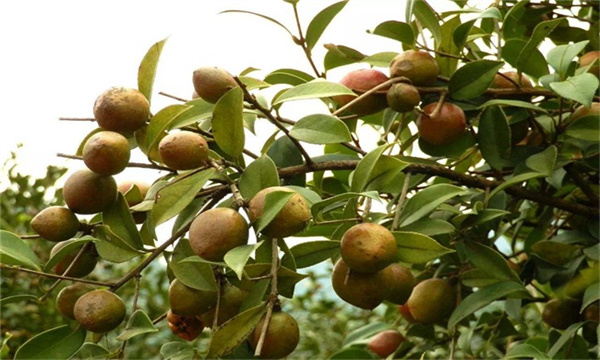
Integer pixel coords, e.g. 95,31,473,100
389,51,439,86
416,102,466,146
491,71,533,89
340,223,397,274
333,69,390,116
580,51,600,78
398,304,416,324
368,330,405,358
167,310,205,341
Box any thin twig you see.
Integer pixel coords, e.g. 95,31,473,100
158,91,189,103
291,2,322,78
59,117,95,122
254,237,280,357
332,77,406,117
392,172,412,230
0,263,114,287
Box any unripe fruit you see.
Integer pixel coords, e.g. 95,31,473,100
189,208,249,262
386,83,421,113
542,298,582,330
73,289,126,333
30,206,79,242
63,169,117,214
491,71,533,89
331,259,388,310
416,102,466,146
571,102,600,122
93,87,150,133
333,69,390,116
382,263,416,305
56,283,95,320
192,67,238,104
580,51,600,78
340,223,397,274
50,242,97,278
368,330,405,358
169,279,217,316
248,187,310,238
389,51,439,86
407,278,456,324
249,311,300,359
200,282,249,326
82,131,131,175
167,310,205,341
158,131,209,170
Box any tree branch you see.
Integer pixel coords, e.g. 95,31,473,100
0,263,114,287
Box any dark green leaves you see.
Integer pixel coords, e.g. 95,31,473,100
207,303,267,358
305,1,348,50
0,230,40,270
116,310,159,341
138,37,167,103
516,19,564,75
264,68,314,86
397,184,467,226
213,87,245,157
460,241,520,282
449,60,504,100
289,114,352,144
567,115,600,142
478,105,511,170
550,73,599,108
14,325,86,360
238,155,279,199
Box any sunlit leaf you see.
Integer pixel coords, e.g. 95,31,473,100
550,73,599,108
207,303,267,358
287,240,341,268
273,79,355,105
116,309,159,341
369,21,415,45
138,37,167,103
171,239,217,292
289,114,352,144
393,231,455,263
0,230,40,270
398,184,467,227
305,1,348,50
224,243,261,280
239,155,280,199
213,87,245,157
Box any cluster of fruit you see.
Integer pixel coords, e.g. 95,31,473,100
542,298,600,343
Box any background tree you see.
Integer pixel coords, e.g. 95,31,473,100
0,0,599,359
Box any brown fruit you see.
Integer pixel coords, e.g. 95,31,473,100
169,279,217,316
416,102,466,146
50,242,97,278
167,310,205,341
158,131,209,170
584,301,600,330
63,169,117,214
331,259,388,310
542,298,582,330
333,69,390,116
249,311,300,359
30,206,79,242
509,119,529,145
386,83,421,113
93,87,150,133
192,67,238,104
368,330,405,358
118,180,151,223
382,263,416,305
73,289,126,333
491,71,533,89
247,187,310,238
56,283,95,320
201,282,249,326
189,207,249,262
407,278,456,324
340,223,397,274
580,51,600,78
571,102,600,122
397,304,416,323
389,50,439,86
82,131,131,175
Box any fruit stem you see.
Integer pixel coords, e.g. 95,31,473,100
429,92,447,120
158,91,189,103
290,2,323,78
253,236,280,357
331,77,407,117
58,117,96,121
391,172,412,231
0,263,114,287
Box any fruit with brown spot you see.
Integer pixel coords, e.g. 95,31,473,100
368,330,405,358
50,242,97,278
331,259,388,310
386,83,421,113
56,283,95,320
31,206,79,242
73,289,126,333
189,207,249,262
159,131,209,170
192,67,238,104
333,69,390,116
416,102,466,146
62,169,117,214
167,310,205,341
340,223,397,274
249,311,300,359
93,87,150,133
247,187,310,238
389,51,439,86
82,131,131,175
406,278,456,324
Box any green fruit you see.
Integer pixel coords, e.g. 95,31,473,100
333,69,390,116
340,223,397,274
82,131,131,175
249,311,300,359
31,206,79,242
63,169,117,214
56,283,95,319
382,263,416,305
407,278,456,324
389,50,439,86
192,67,238,104
169,279,217,316
416,102,466,146
368,330,405,358
159,131,209,170
331,259,388,310
542,298,582,330
189,208,249,262
73,289,126,333
248,187,310,238
201,282,249,327
93,87,150,133
386,83,421,113
50,242,97,278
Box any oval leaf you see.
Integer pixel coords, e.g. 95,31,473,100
238,155,280,199
102,193,143,250
393,231,455,264
478,105,511,170
224,243,261,280
0,230,40,270
213,87,245,157
305,1,348,50
398,184,468,227
550,73,599,108
449,60,504,100
272,79,355,105
14,325,86,360
288,240,341,269
116,309,159,341
207,303,267,358
171,239,217,292
264,68,314,86
138,37,167,103
289,114,352,144
460,241,520,282
146,104,192,160
369,20,415,45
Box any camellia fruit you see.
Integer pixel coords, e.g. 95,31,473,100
542,298,582,330
389,50,439,86
50,242,97,278
340,223,397,274
82,131,131,175
368,330,406,358
189,207,249,262
73,289,126,333
406,278,456,324
249,311,300,359
333,69,390,116
158,131,209,170
31,206,79,242
491,71,533,89
386,83,421,113
56,283,95,320
571,102,600,123
200,282,249,327
192,67,238,104
382,263,416,305
62,169,117,214
169,279,217,317
167,310,205,341
93,87,150,133
331,259,388,310
416,102,466,146
118,180,151,223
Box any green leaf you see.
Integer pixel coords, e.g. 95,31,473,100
449,60,504,100
453,19,477,50
137,37,167,104
0,230,40,270
207,303,267,358
582,282,600,312
413,1,441,45
73,343,110,359
273,79,355,105
146,104,192,159
160,341,194,360
168,99,214,129
350,145,388,192
435,16,461,77
289,114,352,144
43,237,95,271
461,241,520,282
14,325,86,360
566,115,600,142
448,281,527,329
244,264,307,298
213,87,245,157
503,39,549,78
264,68,314,86
393,231,455,264
488,172,545,199
311,191,380,220
171,239,217,292
102,193,143,250
547,322,586,358
305,1,348,50
238,76,270,91
361,52,398,67
478,99,549,114
398,184,467,226
323,44,365,70
550,73,599,108
369,21,415,45
288,240,341,269
151,169,215,227
531,240,579,266
220,10,293,37
398,218,456,236
525,145,557,176
255,191,295,233
224,243,261,280
238,155,280,199
329,348,376,359
116,309,158,341
94,226,144,263
547,40,589,77
516,19,564,75
342,322,392,346
505,343,551,360
478,105,511,170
